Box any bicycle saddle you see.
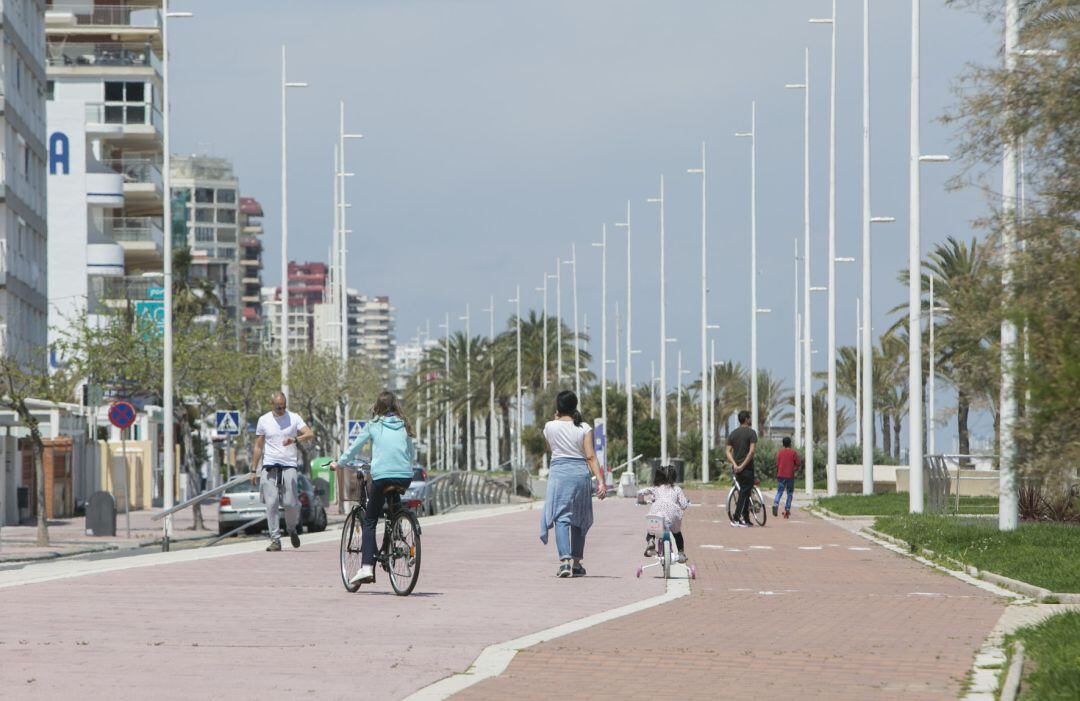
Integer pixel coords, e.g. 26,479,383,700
382,485,407,494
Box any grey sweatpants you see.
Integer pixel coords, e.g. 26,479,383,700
261,466,300,541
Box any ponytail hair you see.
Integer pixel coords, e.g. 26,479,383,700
555,390,583,427
371,390,415,437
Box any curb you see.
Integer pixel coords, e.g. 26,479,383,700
863,527,1080,604
809,506,875,521
405,564,692,700
999,642,1025,701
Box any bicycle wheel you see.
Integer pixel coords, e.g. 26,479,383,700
387,510,422,596
662,537,672,580
339,508,364,592
751,488,768,526
726,488,738,522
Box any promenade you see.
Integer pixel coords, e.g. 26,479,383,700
0,492,1007,700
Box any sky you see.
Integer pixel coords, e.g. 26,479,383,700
170,0,1005,452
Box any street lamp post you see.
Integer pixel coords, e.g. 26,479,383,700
161,1,193,542
591,226,608,476
615,203,636,494
929,274,936,456
676,350,691,453
810,4,838,495
687,142,709,481
484,296,496,471
735,103,759,433
794,239,802,447
336,100,362,454
555,257,562,386
279,44,308,399
509,287,523,490
460,306,472,471
647,175,670,465
563,246,581,397
439,313,451,470
785,48,813,495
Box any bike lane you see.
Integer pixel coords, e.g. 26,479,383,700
0,499,663,700
452,489,1009,701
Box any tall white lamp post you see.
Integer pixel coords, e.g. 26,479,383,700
687,143,709,481
161,1,193,541
460,306,472,470
615,203,636,494
591,225,608,461
563,246,581,396
647,176,670,465
735,104,759,432
279,44,308,398
484,296,496,471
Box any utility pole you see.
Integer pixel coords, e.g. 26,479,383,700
460,305,472,471
648,175,670,465
735,103,760,433
615,203,636,494
687,143,709,481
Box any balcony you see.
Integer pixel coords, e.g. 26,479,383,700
46,41,161,75
104,156,162,203
89,274,164,304
106,216,164,266
85,101,162,139
46,4,162,32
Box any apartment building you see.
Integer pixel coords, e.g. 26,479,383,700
355,293,394,373
238,196,263,352
45,1,166,348
2,1,48,363
170,154,240,325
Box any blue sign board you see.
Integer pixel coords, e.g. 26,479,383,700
135,286,165,334
593,418,607,471
347,420,366,442
215,410,241,436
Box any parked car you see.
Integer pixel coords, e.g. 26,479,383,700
218,472,329,536
404,466,432,516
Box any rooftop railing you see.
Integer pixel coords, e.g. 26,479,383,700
107,216,164,244
46,42,160,71
46,3,162,29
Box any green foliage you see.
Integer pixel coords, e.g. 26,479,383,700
634,418,660,460
819,493,997,516
873,514,1080,592
1008,610,1080,701
835,443,898,466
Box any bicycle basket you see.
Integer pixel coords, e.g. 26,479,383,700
645,514,664,535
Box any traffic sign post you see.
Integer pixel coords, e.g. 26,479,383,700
347,420,366,442
108,401,137,538
215,411,241,436
594,419,611,489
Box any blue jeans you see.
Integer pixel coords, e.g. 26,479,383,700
774,477,795,511
555,518,585,561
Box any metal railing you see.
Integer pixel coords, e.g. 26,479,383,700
427,471,511,515
89,274,164,302
85,101,163,133
152,473,250,551
924,454,1000,516
46,41,160,71
107,216,164,243
46,3,162,28
103,157,162,185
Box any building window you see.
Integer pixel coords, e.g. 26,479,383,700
217,188,236,204
46,80,54,101
195,207,214,223
217,228,236,243
195,227,214,243
216,208,236,224
218,247,235,260
195,187,214,203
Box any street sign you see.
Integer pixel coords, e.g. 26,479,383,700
593,418,607,470
135,285,165,334
347,420,366,442
108,400,137,430
215,410,241,436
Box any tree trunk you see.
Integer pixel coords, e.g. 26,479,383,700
893,415,902,462
921,370,929,456
32,432,48,547
882,413,892,459
180,414,204,530
957,391,971,458
500,400,511,465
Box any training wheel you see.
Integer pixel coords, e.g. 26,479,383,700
635,565,643,578
689,564,697,580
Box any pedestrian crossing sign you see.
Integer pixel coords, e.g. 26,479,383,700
347,420,366,441
215,410,241,436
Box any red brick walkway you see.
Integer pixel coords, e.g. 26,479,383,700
454,490,1007,701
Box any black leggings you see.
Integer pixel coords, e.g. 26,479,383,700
648,531,685,552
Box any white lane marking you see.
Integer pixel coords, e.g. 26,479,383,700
725,548,743,552
700,544,725,549
0,501,544,589
730,588,753,591
848,546,871,551
909,592,944,597
406,565,691,700
749,545,773,550
798,546,823,550
758,591,779,596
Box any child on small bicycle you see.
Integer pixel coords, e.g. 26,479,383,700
636,465,690,563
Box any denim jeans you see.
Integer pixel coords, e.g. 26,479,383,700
554,517,585,561
773,477,795,511
361,477,413,566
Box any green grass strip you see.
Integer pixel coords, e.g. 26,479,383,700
1008,610,1080,700
873,514,1080,592
819,492,998,516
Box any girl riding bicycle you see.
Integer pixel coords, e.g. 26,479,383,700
330,390,416,586
636,465,690,563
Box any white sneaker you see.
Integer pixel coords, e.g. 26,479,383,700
676,553,688,564
349,565,374,585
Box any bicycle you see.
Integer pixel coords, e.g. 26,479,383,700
338,464,422,596
725,466,767,526
635,514,696,581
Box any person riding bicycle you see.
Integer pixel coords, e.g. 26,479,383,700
330,391,416,585
636,465,690,562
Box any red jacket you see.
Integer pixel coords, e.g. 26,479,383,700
776,448,802,479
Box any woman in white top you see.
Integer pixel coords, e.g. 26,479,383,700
540,390,607,578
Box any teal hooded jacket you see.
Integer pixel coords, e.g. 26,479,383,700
337,415,416,481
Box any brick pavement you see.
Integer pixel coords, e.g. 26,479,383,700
0,499,663,700
454,489,1009,701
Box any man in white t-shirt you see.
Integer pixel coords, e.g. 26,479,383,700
250,391,315,551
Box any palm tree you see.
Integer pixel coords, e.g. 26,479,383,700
755,369,792,436
810,387,852,446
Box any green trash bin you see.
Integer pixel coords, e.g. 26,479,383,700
310,457,336,505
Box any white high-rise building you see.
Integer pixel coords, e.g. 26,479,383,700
45,2,167,354
2,2,49,363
